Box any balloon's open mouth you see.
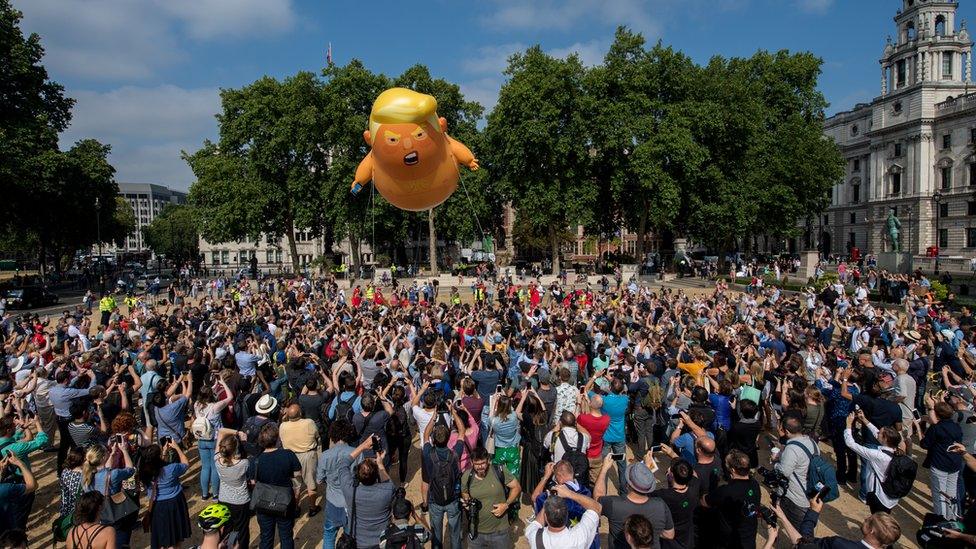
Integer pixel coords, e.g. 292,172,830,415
403,151,419,165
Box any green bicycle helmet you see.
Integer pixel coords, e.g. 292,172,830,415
197,503,231,532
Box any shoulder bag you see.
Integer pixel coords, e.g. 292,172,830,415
250,453,294,517
99,469,139,527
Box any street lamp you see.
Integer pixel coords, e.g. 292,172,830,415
933,190,944,274
95,197,103,292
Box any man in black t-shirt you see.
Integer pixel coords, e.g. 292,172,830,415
650,458,699,549
701,450,760,549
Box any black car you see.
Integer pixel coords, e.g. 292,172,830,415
4,287,59,309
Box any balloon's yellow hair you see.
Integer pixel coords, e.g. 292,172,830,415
369,88,442,144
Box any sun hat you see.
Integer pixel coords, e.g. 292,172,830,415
626,462,656,495
255,394,278,415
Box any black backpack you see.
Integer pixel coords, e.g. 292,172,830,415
427,443,463,506
381,524,422,549
333,393,357,423
880,450,918,499
242,415,269,457
558,431,590,487
385,405,409,440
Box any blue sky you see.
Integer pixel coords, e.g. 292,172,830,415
14,0,976,191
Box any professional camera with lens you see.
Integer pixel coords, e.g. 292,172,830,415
460,498,483,540
757,466,790,506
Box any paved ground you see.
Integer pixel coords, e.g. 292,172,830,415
17,278,933,548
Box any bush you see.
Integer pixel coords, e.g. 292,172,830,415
820,272,839,285
930,280,949,301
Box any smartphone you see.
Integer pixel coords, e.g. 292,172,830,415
159,436,171,446
650,445,662,453
814,482,831,501
913,408,922,421
854,404,861,412
495,383,503,393
610,452,625,461
371,434,381,448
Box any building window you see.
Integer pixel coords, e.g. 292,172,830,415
266,250,274,263
852,183,860,203
970,163,976,187
943,52,954,79
936,15,947,37
276,250,283,263
971,128,976,144
943,133,953,150
894,143,903,157
969,201,976,216
853,159,860,172
968,228,976,248
940,202,950,218
823,215,829,226
849,232,856,249
896,60,906,87
939,228,949,248
942,166,953,189
212,252,220,266
849,212,856,224
221,250,229,264
891,172,901,196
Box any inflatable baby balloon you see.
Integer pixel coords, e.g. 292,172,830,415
351,88,479,211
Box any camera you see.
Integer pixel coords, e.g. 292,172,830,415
757,467,790,506
159,436,171,446
759,505,777,527
461,498,483,540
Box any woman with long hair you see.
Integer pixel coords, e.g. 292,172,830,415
83,441,136,548
214,428,251,549
251,423,301,549
489,393,527,476
193,378,233,500
518,389,548,494
139,441,192,549
67,492,116,549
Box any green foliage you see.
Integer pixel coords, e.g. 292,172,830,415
930,280,949,301
485,46,596,273
186,72,329,272
142,204,200,266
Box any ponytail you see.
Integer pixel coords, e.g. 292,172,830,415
218,435,239,466
82,444,108,488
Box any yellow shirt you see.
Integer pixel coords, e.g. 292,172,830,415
279,418,318,453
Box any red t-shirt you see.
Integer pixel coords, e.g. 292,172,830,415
576,412,610,458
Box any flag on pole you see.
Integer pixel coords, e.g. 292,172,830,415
327,42,333,65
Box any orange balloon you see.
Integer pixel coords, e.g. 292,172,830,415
351,88,478,211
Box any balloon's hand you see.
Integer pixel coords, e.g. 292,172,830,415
350,181,363,195
468,159,480,171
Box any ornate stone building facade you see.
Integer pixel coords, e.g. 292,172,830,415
824,0,976,259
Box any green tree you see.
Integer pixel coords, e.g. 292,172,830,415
320,60,392,277
186,72,328,272
485,46,596,274
142,204,200,267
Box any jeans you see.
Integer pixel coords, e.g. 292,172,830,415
603,441,628,496
429,500,461,549
323,500,348,549
931,467,961,520
198,439,220,496
257,510,295,549
468,528,512,549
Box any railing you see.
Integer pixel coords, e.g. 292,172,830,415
936,92,976,113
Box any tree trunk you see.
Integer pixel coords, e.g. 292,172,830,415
428,208,439,276
286,228,300,274
636,201,648,264
37,239,47,278
550,226,560,275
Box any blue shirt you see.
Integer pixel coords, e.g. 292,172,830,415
90,467,135,495
155,396,188,440
151,462,189,501
50,381,95,418
328,391,363,420
235,351,259,377
490,415,521,447
674,431,714,464
601,393,630,443
316,442,357,507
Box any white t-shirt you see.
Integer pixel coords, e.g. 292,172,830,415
411,406,449,447
525,509,599,549
544,428,590,463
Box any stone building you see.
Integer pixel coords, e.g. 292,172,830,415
823,0,976,260
108,183,187,255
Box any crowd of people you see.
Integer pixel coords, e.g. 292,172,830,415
0,266,974,549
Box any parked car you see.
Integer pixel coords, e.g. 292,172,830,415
4,287,59,309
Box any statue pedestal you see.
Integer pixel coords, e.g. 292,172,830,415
877,252,912,274
799,250,819,282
